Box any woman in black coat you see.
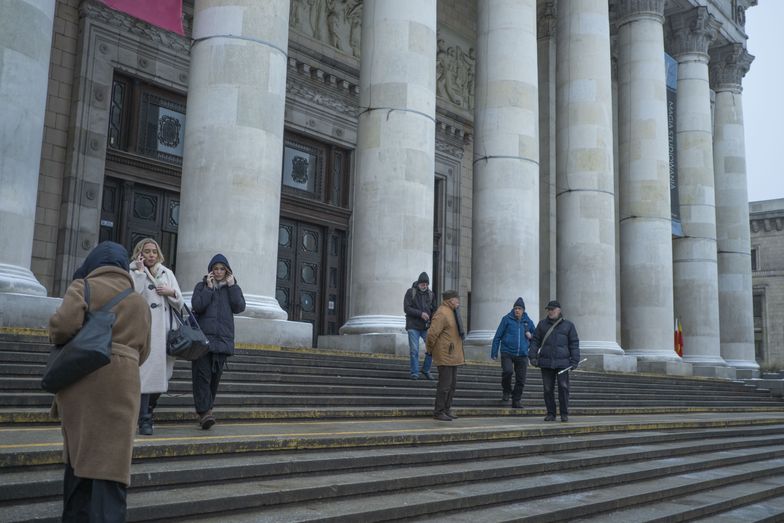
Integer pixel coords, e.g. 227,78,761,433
190,253,245,429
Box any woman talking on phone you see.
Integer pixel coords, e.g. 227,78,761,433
129,238,184,435
190,254,246,429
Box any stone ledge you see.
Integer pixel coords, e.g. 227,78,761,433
234,317,312,349
0,293,61,329
318,333,409,356
581,354,638,373
691,365,738,380
637,360,693,377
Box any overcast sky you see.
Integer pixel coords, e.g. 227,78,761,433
743,1,784,203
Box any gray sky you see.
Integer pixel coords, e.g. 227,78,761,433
743,0,784,203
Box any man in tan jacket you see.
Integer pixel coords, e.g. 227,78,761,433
426,290,465,421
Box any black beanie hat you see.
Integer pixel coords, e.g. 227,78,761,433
513,297,525,309
417,272,429,284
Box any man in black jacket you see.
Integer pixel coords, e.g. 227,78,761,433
529,300,580,422
404,272,436,379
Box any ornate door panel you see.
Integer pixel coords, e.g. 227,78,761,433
100,177,180,272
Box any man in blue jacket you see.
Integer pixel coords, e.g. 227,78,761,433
491,297,536,409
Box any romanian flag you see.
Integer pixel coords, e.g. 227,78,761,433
99,0,184,36
674,318,684,357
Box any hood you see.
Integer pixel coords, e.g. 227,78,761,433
72,241,130,280
208,253,232,273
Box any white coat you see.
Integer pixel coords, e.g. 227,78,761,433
130,260,184,394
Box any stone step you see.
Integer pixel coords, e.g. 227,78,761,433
690,494,784,522
144,445,784,522
2,425,783,522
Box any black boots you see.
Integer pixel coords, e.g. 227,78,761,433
138,415,153,435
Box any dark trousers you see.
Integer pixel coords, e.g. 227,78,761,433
62,463,127,523
434,365,458,414
500,353,528,401
192,353,227,415
540,367,570,417
138,393,161,424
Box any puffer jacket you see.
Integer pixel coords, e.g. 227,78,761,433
404,283,436,331
491,310,536,359
529,315,580,370
191,278,246,355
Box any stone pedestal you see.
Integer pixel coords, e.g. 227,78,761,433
555,1,623,356
339,0,437,336
637,360,693,377
670,8,727,372
177,1,305,345
0,0,55,327
319,333,408,357
692,365,737,380
710,44,759,378
466,0,539,347
0,293,61,330
617,1,679,366
581,353,638,374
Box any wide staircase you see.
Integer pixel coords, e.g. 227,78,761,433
2,332,784,522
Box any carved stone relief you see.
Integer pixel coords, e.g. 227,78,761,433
290,0,362,58
436,30,475,111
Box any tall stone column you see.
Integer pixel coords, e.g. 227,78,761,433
0,0,60,328
537,0,557,312
669,8,731,377
178,0,310,347
710,43,759,377
336,1,436,346
616,1,686,373
464,0,539,355
555,0,632,371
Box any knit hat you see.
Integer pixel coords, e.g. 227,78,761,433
442,290,459,300
208,253,232,273
513,297,525,309
417,272,430,284
545,300,561,309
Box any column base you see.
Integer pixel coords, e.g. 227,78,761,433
463,330,493,362
581,340,626,355
235,316,312,348
690,364,737,380
0,292,61,329
318,333,408,356
581,354,638,373
637,360,693,377
0,263,48,296
724,358,761,378
339,315,406,335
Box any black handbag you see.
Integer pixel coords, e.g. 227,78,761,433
41,280,133,393
167,304,209,361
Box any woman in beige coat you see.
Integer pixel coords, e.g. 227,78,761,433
49,241,150,521
129,238,184,435
426,290,465,421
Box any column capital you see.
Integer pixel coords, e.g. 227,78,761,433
616,0,665,27
710,43,754,93
668,6,721,58
537,0,556,39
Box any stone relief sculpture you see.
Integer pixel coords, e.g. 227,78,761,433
290,0,362,58
436,35,475,111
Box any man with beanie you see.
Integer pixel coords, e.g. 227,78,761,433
529,300,580,422
491,297,536,408
403,272,436,379
426,290,465,421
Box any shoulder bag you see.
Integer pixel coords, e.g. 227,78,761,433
41,280,133,393
529,317,563,368
167,304,210,361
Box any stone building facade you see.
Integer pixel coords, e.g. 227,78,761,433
750,199,784,367
0,0,760,378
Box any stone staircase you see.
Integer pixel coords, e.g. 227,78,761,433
2,333,784,522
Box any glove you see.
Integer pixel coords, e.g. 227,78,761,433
529,358,538,368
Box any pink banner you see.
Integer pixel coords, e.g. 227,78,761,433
100,0,184,36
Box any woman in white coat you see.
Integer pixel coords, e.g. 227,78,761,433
129,238,184,435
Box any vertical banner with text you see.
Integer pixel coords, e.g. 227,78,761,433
666,53,683,237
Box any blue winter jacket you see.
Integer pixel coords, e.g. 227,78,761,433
491,310,536,359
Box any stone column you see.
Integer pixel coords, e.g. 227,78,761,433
0,0,61,328
464,0,539,355
669,8,731,377
336,1,436,346
178,0,310,347
555,1,632,371
616,1,686,374
537,0,557,312
710,43,759,378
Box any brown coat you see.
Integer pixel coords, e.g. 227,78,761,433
49,266,151,486
426,302,465,366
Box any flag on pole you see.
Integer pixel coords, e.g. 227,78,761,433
674,318,684,357
99,0,184,36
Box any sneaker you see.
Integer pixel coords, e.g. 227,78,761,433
544,414,556,422
410,374,419,380
421,370,434,380
444,410,459,420
561,415,569,422
501,392,511,402
433,412,452,422
199,411,216,430
511,401,522,409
